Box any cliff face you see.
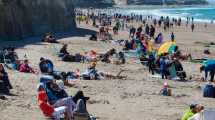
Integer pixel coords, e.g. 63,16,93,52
0,0,76,41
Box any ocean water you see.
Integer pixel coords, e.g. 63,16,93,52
159,7,215,22
104,6,215,22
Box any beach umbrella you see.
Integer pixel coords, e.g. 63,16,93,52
157,41,176,56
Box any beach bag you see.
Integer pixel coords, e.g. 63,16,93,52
203,84,215,98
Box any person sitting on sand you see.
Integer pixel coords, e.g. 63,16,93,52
37,91,72,120
100,48,116,63
181,104,198,120
123,40,133,51
159,82,172,96
43,81,90,117
188,105,204,120
39,57,54,74
118,52,126,64
43,33,58,43
82,62,100,80
4,47,19,63
59,44,69,57
155,33,163,44
3,47,20,69
39,76,89,104
19,59,36,73
0,64,13,94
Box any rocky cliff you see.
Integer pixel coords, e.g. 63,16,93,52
0,0,76,41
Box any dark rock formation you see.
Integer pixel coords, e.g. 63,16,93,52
0,0,76,41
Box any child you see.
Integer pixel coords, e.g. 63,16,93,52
160,81,172,96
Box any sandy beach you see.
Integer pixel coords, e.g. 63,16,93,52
0,18,215,120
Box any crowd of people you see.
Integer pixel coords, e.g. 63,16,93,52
0,8,215,120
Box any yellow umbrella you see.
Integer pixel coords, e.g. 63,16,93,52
157,41,176,55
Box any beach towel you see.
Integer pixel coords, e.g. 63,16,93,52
150,74,162,79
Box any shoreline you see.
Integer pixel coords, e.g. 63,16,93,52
79,6,215,23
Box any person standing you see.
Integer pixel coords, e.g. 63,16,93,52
160,56,169,79
200,62,215,82
0,64,13,94
148,54,155,75
171,32,175,42
191,23,195,32
145,24,150,36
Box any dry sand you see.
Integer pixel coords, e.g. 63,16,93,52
0,20,215,120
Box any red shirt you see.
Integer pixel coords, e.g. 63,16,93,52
38,91,54,117
39,102,54,117
19,64,30,72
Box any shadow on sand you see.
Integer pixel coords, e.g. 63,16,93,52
0,27,97,49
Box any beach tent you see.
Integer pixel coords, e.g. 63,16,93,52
157,41,176,56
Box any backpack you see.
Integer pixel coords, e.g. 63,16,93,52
203,84,215,98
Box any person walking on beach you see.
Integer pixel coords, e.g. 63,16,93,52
191,23,195,32
148,54,155,75
171,32,175,42
145,24,150,35
129,26,136,38
160,56,169,79
149,25,155,38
